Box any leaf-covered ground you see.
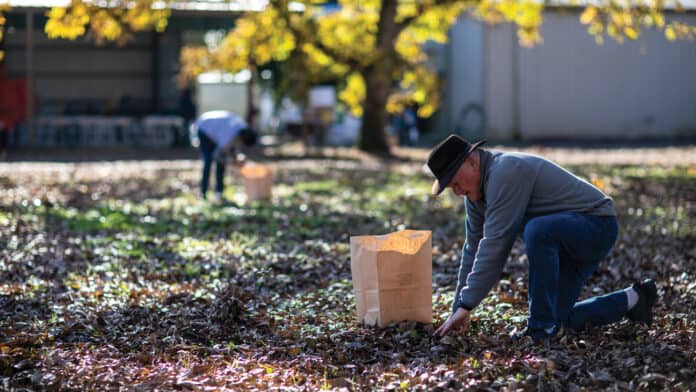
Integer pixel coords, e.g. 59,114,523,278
1,148,695,391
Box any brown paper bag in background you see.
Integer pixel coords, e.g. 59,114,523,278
350,229,432,327
240,164,273,201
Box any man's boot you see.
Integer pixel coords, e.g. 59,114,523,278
626,279,657,326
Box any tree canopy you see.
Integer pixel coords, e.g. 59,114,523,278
1,0,694,152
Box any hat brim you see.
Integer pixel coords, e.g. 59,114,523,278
431,140,486,196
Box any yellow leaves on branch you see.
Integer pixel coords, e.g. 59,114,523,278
216,9,295,73
90,10,123,42
580,6,597,24
45,0,170,43
317,4,377,63
298,43,349,81
338,73,366,117
401,3,467,45
0,2,8,61
664,21,696,40
126,0,169,32
178,46,216,88
396,2,468,65
473,0,543,46
578,0,695,44
180,6,296,85
0,2,8,25
45,2,90,40
301,44,332,67
387,65,438,117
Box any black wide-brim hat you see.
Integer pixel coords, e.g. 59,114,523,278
425,134,486,196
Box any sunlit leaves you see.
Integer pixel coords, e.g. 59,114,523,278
397,3,467,61
178,46,215,88
45,0,170,44
473,0,544,46
126,0,170,32
580,5,597,24
89,9,123,42
388,3,470,116
0,3,7,25
2,156,696,389
217,8,295,73
316,3,378,62
388,65,438,117
663,21,696,40
338,72,366,116
578,0,695,43
1,155,696,389
45,1,90,40
0,2,8,61
665,25,677,39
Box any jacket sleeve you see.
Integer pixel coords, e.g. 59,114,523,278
456,158,536,310
452,200,483,312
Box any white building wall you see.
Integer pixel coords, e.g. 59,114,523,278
517,11,696,139
449,17,485,139
484,22,518,140
442,11,696,142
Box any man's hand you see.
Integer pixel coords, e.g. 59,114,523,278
433,307,470,337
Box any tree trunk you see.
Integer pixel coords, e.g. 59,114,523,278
246,62,258,127
357,0,400,154
358,67,391,153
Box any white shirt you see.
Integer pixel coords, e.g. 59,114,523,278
195,111,247,148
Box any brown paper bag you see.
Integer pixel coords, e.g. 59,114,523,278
350,229,432,327
240,164,273,201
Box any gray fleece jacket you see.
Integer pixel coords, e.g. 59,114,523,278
453,149,616,312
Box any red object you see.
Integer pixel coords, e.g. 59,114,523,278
0,75,28,130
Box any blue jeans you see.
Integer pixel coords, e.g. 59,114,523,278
198,130,225,196
523,212,624,333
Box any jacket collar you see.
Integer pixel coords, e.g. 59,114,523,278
478,149,493,201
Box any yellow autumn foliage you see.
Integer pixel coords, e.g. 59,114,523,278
44,0,169,43
178,45,216,88
0,2,6,60
665,26,677,40
576,0,695,43
317,3,377,61
90,10,123,42
215,8,295,74
580,6,598,24
338,72,366,117
45,2,90,40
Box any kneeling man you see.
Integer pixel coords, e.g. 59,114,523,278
428,135,657,341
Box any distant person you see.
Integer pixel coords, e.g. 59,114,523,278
178,87,197,146
116,94,137,116
0,121,9,160
193,111,258,202
399,105,419,147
